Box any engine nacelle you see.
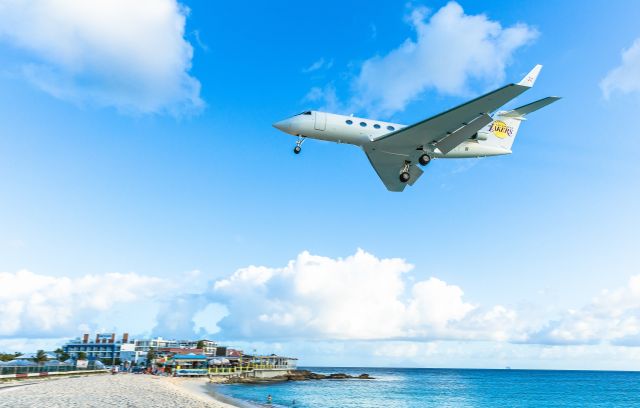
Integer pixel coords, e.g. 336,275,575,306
470,132,488,141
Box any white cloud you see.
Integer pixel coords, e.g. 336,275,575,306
303,84,343,113
601,38,640,99
0,0,203,114
308,2,537,117
528,275,640,345
4,249,640,368
303,58,334,73
0,269,166,337
211,249,516,341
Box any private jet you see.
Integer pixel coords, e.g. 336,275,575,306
273,64,560,192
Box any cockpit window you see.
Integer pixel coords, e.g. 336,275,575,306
297,111,312,116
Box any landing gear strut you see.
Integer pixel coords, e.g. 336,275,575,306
419,153,431,166
399,162,411,183
293,136,305,155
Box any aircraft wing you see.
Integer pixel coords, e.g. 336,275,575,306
363,147,424,192
364,65,542,191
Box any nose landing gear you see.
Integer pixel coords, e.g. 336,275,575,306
293,136,305,155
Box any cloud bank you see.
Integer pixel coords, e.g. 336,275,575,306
307,2,538,117
2,250,640,359
0,0,203,114
601,38,640,99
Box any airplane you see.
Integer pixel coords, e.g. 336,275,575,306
272,64,560,192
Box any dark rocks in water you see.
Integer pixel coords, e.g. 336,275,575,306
286,370,374,381
327,373,349,379
226,370,374,383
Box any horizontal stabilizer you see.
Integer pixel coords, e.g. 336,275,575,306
501,96,561,118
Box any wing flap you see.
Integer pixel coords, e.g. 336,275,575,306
435,113,493,154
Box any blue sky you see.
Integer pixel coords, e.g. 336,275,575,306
1,0,640,369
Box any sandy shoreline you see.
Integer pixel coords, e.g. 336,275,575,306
0,373,241,407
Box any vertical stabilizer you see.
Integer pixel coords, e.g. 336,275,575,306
480,115,523,151
478,96,561,151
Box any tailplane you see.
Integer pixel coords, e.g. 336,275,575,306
478,96,561,151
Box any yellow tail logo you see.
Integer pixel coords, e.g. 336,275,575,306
490,120,513,139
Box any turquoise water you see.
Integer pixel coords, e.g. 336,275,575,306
213,367,640,407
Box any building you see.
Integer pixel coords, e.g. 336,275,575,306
63,333,131,363
176,339,217,355
133,337,177,353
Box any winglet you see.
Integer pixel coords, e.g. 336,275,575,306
517,64,543,87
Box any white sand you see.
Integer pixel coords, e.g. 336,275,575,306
0,373,239,408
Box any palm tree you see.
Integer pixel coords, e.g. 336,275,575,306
77,352,87,361
33,350,49,365
146,347,156,366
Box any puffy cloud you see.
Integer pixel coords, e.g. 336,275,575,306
308,2,537,117
211,249,514,341
5,250,640,359
351,2,537,117
0,251,522,343
0,269,166,337
527,275,640,345
0,0,202,114
601,38,640,99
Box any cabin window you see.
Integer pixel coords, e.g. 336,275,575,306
387,125,395,131
360,122,367,127
373,124,381,129
346,120,353,125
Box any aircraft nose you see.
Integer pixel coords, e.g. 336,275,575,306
272,119,291,132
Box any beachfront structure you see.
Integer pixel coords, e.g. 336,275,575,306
207,354,298,378
63,333,131,363
163,353,298,377
167,353,209,376
63,333,221,365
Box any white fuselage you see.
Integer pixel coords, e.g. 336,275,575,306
273,111,511,158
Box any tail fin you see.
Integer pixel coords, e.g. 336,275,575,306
478,96,561,151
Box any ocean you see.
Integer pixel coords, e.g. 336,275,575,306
212,367,640,407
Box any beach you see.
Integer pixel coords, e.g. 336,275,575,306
0,373,239,408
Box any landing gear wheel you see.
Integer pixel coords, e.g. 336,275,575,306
293,146,301,154
419,153,431,166
399,172,411,183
